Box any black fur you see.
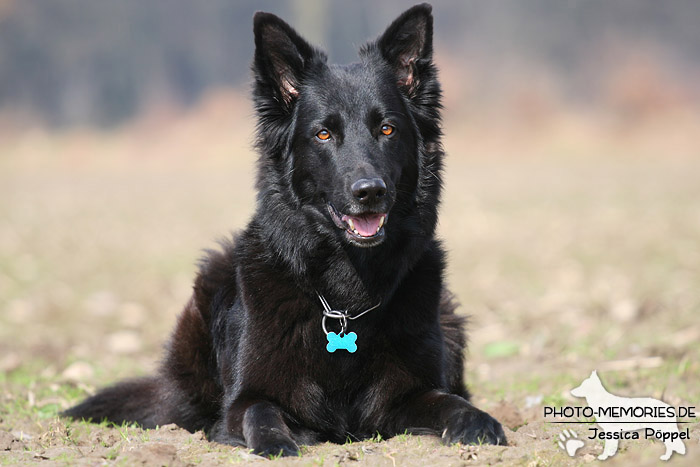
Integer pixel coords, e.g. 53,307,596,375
63,4,506,456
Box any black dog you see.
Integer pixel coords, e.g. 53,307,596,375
64,3,506,456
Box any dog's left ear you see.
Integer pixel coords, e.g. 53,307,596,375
377,3,433,96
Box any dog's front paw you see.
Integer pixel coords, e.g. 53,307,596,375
442,408,507,446
249,428,300,458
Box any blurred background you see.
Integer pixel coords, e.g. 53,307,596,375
1,1,699,461
2,0,700,127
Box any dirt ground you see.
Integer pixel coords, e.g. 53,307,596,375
1,105,700,465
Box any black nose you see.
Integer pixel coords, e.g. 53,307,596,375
351,178,387,204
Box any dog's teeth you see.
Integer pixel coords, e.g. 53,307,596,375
353,229,359,235
378,215,385,230
347,218,355,231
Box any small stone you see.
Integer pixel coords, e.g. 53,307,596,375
610,298,638,322
107,330,142,354
524,395,543,409
0,353,21,373
5,299,34,323
118,302,146,328
61,361,94,383
84,291,118,317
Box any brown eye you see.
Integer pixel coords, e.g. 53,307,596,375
381,124,394,136
316,129,331,141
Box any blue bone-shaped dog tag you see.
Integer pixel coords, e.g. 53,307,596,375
326,332,357,353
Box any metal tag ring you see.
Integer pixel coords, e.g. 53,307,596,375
321,314,347,336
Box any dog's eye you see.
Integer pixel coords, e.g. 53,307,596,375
316,129,331,141
380,124,394,136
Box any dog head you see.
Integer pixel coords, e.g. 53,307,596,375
571,370,604,398
252,4,441,250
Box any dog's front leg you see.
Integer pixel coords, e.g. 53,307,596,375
388,390,506,446
213,399,299,457
242,401,299,457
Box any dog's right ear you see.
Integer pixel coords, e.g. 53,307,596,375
253,12,322,108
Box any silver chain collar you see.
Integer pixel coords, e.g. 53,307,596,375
316,291,381,336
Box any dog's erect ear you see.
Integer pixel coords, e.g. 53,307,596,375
377,3,433,95
253,12,319,106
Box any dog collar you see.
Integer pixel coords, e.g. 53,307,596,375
315,292,381,353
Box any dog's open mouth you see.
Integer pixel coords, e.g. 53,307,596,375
327,203,387,246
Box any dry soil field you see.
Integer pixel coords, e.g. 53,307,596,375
1,102,699,465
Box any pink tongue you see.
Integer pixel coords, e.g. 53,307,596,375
345,214,383,237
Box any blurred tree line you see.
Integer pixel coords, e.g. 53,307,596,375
1,0,699,127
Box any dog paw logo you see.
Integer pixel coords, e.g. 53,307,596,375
326,332,357,353
558,429,584,457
